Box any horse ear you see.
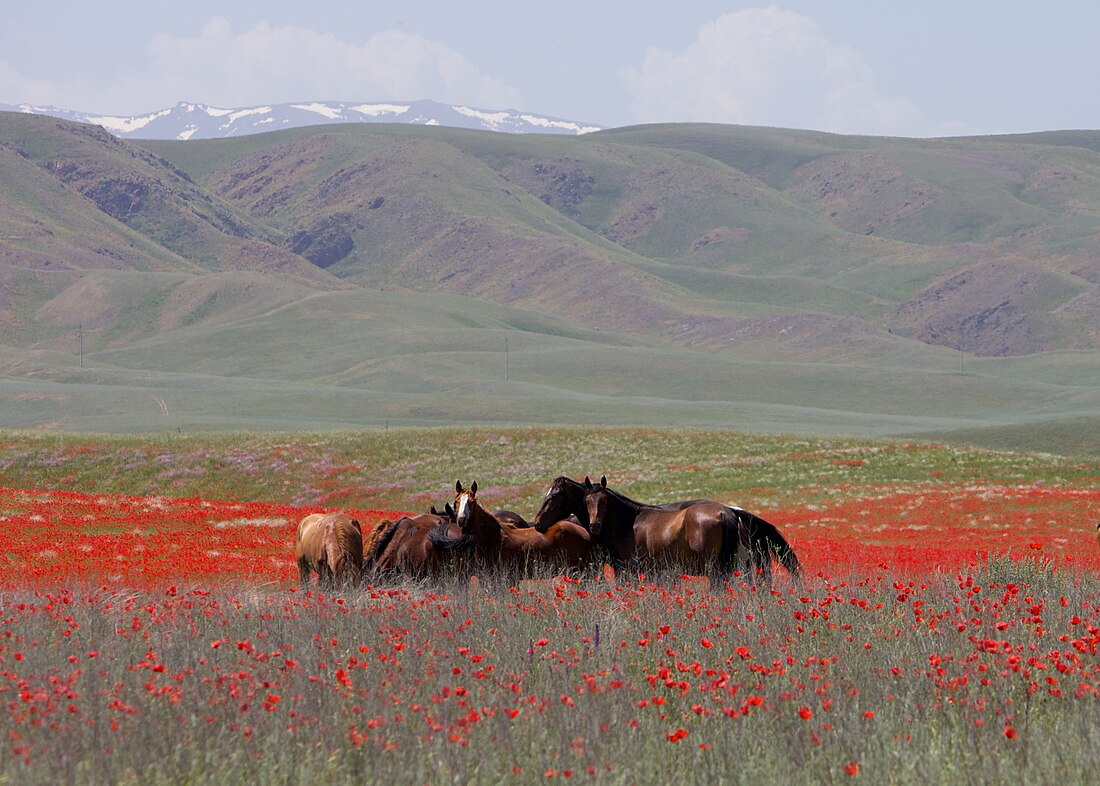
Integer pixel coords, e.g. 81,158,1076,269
430,505,438,514
583,476,592,489
456,480,463,493
446,502,454,515
471,480,477,495
600,475,607,487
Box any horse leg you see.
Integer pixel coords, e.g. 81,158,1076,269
298,558,312,588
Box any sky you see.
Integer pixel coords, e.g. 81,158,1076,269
2,2,1097,138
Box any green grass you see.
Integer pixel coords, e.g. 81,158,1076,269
1,427,1094,513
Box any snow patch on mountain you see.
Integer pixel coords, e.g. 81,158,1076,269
351,103,410,118
85,108,173,134
1,99,601,140
291,103,344,120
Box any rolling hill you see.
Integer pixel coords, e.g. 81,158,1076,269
3,110,1100,453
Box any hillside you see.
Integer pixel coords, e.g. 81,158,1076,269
3,111,1100,451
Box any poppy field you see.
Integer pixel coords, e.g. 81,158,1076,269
1,429,1099,784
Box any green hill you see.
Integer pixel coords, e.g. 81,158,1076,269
3,112,1100,453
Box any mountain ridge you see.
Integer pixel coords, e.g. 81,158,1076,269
0,99,602,141
3,110,1100,444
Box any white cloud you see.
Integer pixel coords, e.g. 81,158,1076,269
0,59,62,107
32,16,523,114
620,7,926,136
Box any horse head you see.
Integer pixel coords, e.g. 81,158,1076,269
430,503,457,522
583,475,609,536
533,475,589,532
454,480,478,530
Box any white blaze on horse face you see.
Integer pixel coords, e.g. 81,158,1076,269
456,492,469,522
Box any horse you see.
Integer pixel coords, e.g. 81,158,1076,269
534,476,800,583
582,476,799,584
453,499,530,529
532,476,591,532
295,512,364,590
442,481,593,575
493,509,533,528
364,508,473,578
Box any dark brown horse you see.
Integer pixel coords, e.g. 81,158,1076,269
583,476,800,583
532,476,591,532
295,512,364,590
536,476,800,582
364,508,472,579
493,509,533,528
442,481,593,574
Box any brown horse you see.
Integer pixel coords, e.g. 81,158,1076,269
582,476,756,581
444,481,593,574
532,476,591,532
364,508,473,578
295,512,364,590
536,476,800,583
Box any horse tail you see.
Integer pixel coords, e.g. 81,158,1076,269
344,518,364,585
428,520,474,552
364,517,403,571
718,509,750,576
323,517,364,589
743,511,802,583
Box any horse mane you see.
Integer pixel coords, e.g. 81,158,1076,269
591,480,644,513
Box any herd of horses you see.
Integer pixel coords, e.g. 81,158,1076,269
295,476,803,591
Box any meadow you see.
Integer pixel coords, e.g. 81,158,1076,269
1,427,1099,784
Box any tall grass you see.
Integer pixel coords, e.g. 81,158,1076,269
3,429,1099,783
3,565,1099,784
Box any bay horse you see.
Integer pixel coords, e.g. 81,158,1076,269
295,512,364,590
493,509,533,528
444,481,593,575
582,476,799,584
364,508,473,578
532,476,591,532
535,476,800,583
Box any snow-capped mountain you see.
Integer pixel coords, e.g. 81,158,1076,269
1,99,602,140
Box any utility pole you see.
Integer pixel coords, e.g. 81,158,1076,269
504,337,509,381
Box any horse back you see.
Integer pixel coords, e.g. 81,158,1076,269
322,514,364,558
635,502,728,558
545,518,592,545
372,513,457,575
295,513,328,562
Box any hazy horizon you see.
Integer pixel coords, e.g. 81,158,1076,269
4,3,1099,139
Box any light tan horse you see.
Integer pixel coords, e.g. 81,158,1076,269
295,512,364,590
